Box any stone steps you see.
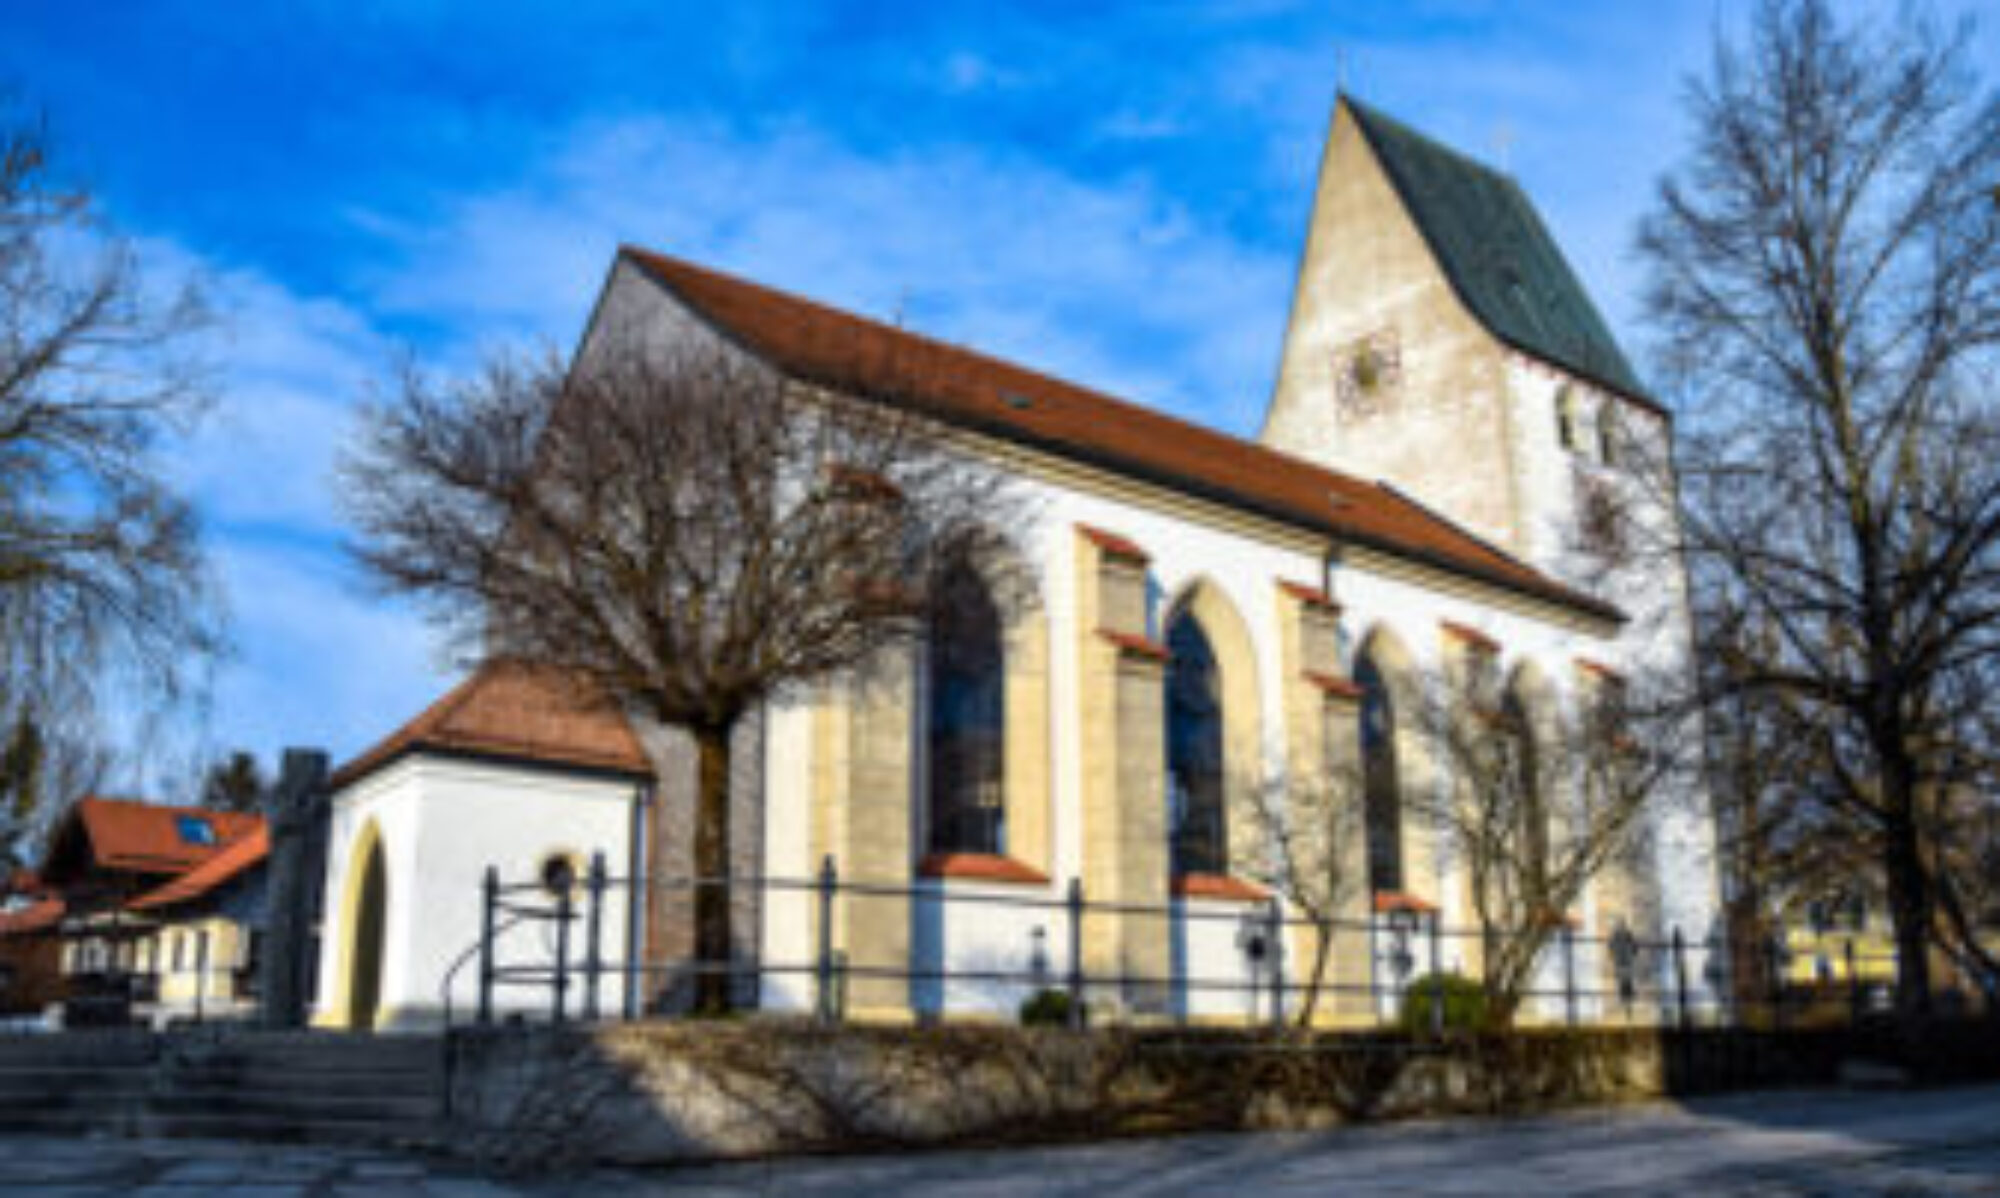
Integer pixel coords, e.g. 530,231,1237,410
0,1031,446,1145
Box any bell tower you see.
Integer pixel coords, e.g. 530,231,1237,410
1261,97,1657,576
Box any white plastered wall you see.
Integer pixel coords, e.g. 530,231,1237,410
312,754,642,1032
587,256,1723,1021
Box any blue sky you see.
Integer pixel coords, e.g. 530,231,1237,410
3,1,1988,786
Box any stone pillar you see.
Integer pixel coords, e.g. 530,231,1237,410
1276,582,1375,1025
834,638,917,1020
259,748,330,1028
1075,527,1172,1017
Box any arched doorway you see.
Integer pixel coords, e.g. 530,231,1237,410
339,822,388,1030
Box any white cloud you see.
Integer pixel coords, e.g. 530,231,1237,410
939,51,1030,96
139,242,453,771
205,535,451,764
152,106,1306,769
366,116,1294,434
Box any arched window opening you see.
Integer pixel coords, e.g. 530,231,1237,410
1596,402,1619,466
1555,385,1577,451
1166,612,1226,876
927,559,1006,855
1357,653,1403,894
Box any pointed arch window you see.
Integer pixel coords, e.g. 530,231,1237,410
1357,652,1403,894
927,559,1006,855
1166,612,1226,876
1596,402,1620,466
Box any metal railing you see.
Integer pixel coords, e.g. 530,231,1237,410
464,853,1980,1033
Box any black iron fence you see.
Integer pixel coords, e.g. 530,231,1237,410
462,853,1977,1033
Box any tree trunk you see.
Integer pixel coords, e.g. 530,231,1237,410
1881,771,1935,1021
693,723,734,1015
1295,919,1333,1029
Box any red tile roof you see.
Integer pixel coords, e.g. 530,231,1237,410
0,895,63,937
333,659,652,790
62,798,263,878
623,248,1620,624
129,826,269,912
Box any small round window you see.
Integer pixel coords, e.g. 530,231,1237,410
537,851,582,897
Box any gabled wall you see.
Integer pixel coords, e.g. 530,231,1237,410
1262,103,1523,555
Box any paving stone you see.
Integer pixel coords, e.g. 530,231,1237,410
4,1083,2000,1194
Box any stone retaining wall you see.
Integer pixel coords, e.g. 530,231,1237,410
446,1020,1912,1168
441,1018,2000,1172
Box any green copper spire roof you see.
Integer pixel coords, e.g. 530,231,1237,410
1343,96,1654,408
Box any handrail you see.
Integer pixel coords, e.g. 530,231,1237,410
438,912,531,1030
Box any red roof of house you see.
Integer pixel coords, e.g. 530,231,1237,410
623,248,1620,624
0,895,64,937
57,798,263,879
333,659,652,790
128,825,270,912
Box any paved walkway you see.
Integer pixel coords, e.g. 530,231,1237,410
3,1084,1998,1195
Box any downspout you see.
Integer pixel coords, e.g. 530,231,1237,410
1322,541,1345,623
625,779,653,1021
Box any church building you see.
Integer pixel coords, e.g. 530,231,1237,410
313,98,1721,1031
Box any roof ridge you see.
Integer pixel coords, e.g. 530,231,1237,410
1337,96,1656,410
331,658,652,791
1340,94,1511,182
618,246,1621,624
624,248,1380,498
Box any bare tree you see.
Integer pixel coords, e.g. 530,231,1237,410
197,749,265,814
1638,0,2000,1014
345,339,1016,1012
1239,767,1364,1027
0,697,109,871
1405,661,1679,1026
0,95,221,779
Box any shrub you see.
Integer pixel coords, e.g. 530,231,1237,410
1399,973,1491,1033
1019,988,1075,1027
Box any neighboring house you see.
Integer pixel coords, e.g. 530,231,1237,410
0,871,66,1016
37,797,266,1027
316,97,1723,1031
128,826,272,1025
1780,893,1899,990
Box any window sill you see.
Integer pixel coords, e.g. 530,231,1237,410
1173,873,1270,902
917,853,1050,886
1372,890,1437,915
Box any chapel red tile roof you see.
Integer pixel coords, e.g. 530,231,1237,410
622,248,1621,624
332,659,653,790
128,825,269,912
60,798,263,878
